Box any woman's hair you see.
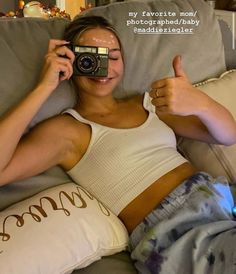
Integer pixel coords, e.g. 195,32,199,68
64,15,123,57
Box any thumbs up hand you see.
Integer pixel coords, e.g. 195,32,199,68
172,55,188,78
149,55,205,116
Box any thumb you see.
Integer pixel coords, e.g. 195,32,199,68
172,55,188,79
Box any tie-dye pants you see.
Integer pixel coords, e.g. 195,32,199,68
129,172,236,274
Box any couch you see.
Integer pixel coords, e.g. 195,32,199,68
0,0,236,273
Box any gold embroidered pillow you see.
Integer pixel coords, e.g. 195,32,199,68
178,70,236,182
0,183,129,274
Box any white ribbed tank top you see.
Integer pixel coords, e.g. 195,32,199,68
63,92,187,215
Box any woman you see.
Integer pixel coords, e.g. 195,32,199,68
0,16,236,273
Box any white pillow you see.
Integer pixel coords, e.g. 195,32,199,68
178,70,236,183
0,183,129,274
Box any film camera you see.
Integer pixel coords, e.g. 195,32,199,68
70,45,109,77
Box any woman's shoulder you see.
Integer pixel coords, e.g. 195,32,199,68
126,93,154,113
123,93,144,106
31,114,90,141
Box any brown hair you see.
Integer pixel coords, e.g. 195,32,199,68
64,15,124,58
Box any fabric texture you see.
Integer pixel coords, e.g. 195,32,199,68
130,172,236,274
0,17,76,129
178,70,236,183
0,183,129,274
64,92,186,215
0,166,70,211
73,251,137,274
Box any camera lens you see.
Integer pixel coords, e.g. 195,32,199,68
77,54,97,74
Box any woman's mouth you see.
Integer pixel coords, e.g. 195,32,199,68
89,77,112,84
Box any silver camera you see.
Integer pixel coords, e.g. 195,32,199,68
71,45,109,77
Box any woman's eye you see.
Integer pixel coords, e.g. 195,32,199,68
108,52,120,60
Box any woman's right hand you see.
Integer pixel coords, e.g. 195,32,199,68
0,40,76,187
38,39,75,92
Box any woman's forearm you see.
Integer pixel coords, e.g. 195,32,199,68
0,39,74,174
0,84,54,172
194,92,236,146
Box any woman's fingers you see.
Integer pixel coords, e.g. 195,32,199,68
150,86,167,98
48,39,70,52
58,59,73,80
53,45,75,64
151,96,167,107
47,39,75,65
48,55,73,80
40,53,73,90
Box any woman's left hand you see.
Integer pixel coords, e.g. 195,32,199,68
149,55,207,116
149,55,236,146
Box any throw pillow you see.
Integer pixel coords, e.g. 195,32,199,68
0,183,129,274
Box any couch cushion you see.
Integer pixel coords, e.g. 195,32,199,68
0,166,70,211
0,17,77,129
73,251,137,274
178,70,236,182
83,0,226,96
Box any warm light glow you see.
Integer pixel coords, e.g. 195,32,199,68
57,0,86,19
19,1,25,9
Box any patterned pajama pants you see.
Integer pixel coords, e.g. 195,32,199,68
129,172,236,274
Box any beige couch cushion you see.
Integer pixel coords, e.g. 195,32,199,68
84,0,226,96
178,70,236,182
0,17,76,129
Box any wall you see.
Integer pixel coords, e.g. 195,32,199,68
64,0,85,19
216,0,231,9
0,0,15,13
215,0,236,10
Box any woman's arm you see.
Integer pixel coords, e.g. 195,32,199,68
149,56,236,145
0,39,74,183
0,116,77,186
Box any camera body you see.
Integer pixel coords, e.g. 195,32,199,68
70,45,109,77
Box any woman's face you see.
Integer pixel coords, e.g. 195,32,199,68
73,27,124,97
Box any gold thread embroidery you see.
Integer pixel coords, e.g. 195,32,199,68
0,185,111,245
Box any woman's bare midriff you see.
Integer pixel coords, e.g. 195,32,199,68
118,162,197,233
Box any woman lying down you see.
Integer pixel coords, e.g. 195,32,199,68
0,15,236,274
